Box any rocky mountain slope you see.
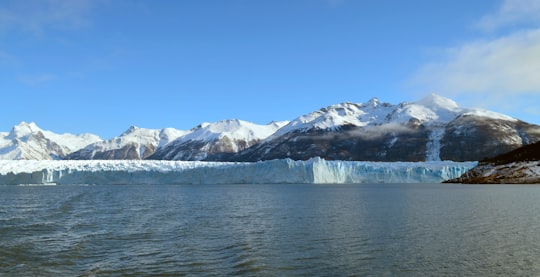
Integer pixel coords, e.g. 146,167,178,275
67,126,187,160
229,94,540,162
0,122,101,160
3,94,540,162
445,142,540,184
148,119,289,161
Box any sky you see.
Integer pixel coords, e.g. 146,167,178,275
1,0,539,139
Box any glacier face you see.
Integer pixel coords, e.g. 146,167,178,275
0,158,477,185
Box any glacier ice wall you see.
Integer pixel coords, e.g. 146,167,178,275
0,158,476,185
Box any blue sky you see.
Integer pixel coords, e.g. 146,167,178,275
1,0,539,139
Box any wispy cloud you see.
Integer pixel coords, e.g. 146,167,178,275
409,0,540,121
0,0,104,85
412,29,540,95
0,0,97,35
18,73,57,86
0,50,20,68
475,0,540,31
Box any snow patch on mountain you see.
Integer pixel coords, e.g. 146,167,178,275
240,93,524,162
273,93,516,138
151,119,289,160
272,99,395,137
0,122,101,160
0,94,532,162
426,127,445,161
158,128,189,149
68,126,187,160
446,162,540,184
182,119,288,143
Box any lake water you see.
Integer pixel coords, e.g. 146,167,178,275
1,183,540,276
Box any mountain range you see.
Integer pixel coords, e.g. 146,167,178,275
2,94,540,162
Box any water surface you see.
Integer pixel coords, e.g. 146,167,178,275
1,183,540,276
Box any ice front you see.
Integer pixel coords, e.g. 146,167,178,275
0,158,476,185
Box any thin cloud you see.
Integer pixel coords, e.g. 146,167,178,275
0,50,20,68
409,0,540,122
475,0,540,31
412,29,540,95
18,73,58,86
0,0,97,35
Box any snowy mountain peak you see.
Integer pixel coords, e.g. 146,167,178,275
68,126,187,160
149,119,289,161
1,122,101,160
268,120,290,129
415,93,459,111
158,128,189,149
367,97,380,107
191,123,210,131
8,121,42,140
121,125,140,136
1,94,533,162
207,119,244,132
182,119,284,142
268,94,526,143
15,121,39,129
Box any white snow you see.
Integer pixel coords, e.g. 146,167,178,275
463,161,540,183
0,122,101,160
415,93,460,112
158,128,189,149
462,109,517,122
161,119,289,156
425,126,445,161
0,158,477,185
181,119,288,143
71,126,189,159
83,126,162,155
270,93,517,140
0,94,522,162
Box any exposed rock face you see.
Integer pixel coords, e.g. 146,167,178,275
149,137,246,161
445,142,540,184
0,122,101,160
148,119,288,161
231,124,431,162
445,162,540,184
70,142,158,160
229,95,540,162
67,126,186,160
3,94,540,163
440,115,540,161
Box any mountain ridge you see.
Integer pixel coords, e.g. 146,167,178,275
228,94,538,162
0,121,101,160
1,94,539,162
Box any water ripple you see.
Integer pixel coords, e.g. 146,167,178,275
2,184,540,276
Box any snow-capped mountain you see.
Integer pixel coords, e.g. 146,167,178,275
149,119,289,161
230,94,540,162
2,94,539,162
0,122,101,160
67,126,187,160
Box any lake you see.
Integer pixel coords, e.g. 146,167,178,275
1,183,540,276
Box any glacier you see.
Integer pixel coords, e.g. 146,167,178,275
0,158,476,185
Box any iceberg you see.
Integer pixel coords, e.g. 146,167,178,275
0,158,476,185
